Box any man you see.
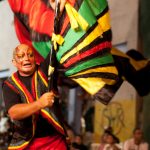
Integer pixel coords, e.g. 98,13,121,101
123,128,149,150
104,132,121,150
2,44,67,150
71,134,88,150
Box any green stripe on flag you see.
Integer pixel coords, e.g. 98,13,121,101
32,41,51,58
65,54,114,76
86,0,108,16
56,0,107,61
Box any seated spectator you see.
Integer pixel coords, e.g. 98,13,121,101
123,127,149,150
103,132,121,150
66,127,75,146
98,127,114,150
71,134,88,150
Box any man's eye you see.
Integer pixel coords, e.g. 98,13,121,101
17,55,24,59
28,53,34,57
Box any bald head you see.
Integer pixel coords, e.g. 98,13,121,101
13,44,33,59
12,44,36,76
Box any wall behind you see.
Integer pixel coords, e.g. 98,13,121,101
140,0,150,144
0,1,19,76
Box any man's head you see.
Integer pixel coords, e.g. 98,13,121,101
133,128,143,144
12,44,36,76
105,132,120,145
74,135,83,145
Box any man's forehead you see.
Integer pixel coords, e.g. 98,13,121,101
135,129,143,134
16,45,33,53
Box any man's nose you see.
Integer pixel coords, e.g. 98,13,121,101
23,54,30,60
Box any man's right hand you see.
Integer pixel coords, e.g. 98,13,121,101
8,91,55,120
38,92,55,109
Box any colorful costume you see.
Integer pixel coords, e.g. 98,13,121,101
3,54,67,150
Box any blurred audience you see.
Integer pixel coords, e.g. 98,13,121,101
98,127,113,150
103,132,121,150
66,127,75,146
98,127,121,150
123,128,149,150
71,134,88,150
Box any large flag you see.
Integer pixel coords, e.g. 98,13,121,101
7,0,150,104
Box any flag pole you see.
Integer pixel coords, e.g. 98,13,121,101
48,0,60,92
47,1,70,143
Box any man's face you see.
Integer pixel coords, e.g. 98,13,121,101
74,136,82,144
134,129,143,142
105,135,114,144
13,45,36,76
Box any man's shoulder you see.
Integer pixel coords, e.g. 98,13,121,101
141,140,149,146
124,138,134,145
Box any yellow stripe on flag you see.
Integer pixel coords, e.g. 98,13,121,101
72,77,116,95
65,3,89,31
60,12,110,64
69,66,118,77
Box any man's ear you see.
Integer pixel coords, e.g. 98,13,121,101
12,59,17,67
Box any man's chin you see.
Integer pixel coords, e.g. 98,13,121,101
22,69,35,76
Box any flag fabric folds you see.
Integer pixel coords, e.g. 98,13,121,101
112,47,150,97
7,0,150,104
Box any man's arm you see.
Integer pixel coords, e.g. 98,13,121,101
8,91,55,120
123,140,131,150
3,82,55,120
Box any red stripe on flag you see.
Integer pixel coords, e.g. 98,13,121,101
64,41,111,68
14,17,44,64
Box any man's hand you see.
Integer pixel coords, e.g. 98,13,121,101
49,0,66,13
38,91,55,109
8,91,55,120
